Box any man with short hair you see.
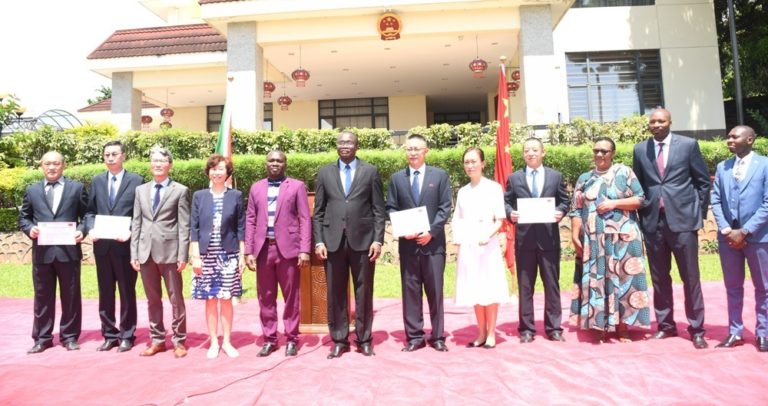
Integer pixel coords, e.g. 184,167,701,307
85,141,144,353
386,134,452,352
710,125,768,352
19,151,89,354
130,147,191,358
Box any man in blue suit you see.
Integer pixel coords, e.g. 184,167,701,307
711,125,768,352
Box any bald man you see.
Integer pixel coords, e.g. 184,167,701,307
19,151,89,354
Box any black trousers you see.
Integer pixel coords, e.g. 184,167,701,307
400,252,445,344
32,260,81,344
516,247,562,335
94,251,138,342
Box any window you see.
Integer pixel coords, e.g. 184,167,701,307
207,104,273,132
572,0,654,8
319,97,389,129
263,103,273,131
434,112,481,126
566,50,663,122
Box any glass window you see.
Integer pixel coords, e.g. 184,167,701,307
318,97,389,129
572,0,654,8
565,50,664,122
207,104,273,132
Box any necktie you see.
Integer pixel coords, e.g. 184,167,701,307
109,175,117,208
734,159,745,182
411,170,421,203
152,184,162,212
45,182,56,209
657,143,665,209
530,169,539,198
344,164,352,197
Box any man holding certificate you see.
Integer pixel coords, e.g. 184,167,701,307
504,138,569,343
386,134,452,353
19,151,89,354
85,141,144,353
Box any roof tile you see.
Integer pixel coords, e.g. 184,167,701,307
88,23,227,59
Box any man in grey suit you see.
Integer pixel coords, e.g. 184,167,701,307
313,131,387,359
86,141,144,353
386,134,452,352
130,147,191,358
632,108,710,349
19,151,88,354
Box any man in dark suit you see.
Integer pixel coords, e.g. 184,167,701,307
313,131,387,359
130,147,191,358
709,125,768,352
19,151,89,354
245,150,312,357
85,141,144,353
632,108,710,349
386,135,452,353
504,138,569,343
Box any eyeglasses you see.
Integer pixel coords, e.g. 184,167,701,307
103,152,123,158
336,141,356,147
405,147,424,153
592,149,613,155
151,158,170,164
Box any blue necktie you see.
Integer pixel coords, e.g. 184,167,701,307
152,184,162,212
531,169,539,198
344,164,352,197
108,175,117,208
411,170,420,203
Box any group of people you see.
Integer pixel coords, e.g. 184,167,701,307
18,107,768,359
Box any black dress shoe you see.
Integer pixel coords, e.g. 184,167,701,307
401,341,426,352
117,339,134,353
431,341,449,352
27,342,53,354
651,330,678,340
519,332,534,344
64,341,80,351
285,342,298,357
692,335,708,349
327,343,350,359
756,337,768,352
548,332,566,342
97,340,119,352
257,342,278,357
358,343,375,356
465,340,486,348
715,334,744,348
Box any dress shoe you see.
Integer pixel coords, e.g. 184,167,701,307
285,341,298,357
519,332,534,344
97,340,119,352
715,334,744,349
257,342,278,357
651,330,678,340
117,340,133,353
692,335,708,349
431,341,449,352
139,343,167,357
358,342,375,356
64,341,80,351
401,341,426,352
173,344,188,358
756,337,768,352
27,342,53,354
465,340,486,348
327,343,350,359
548,332,566,342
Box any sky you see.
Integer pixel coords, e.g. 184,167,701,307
0,0,164,117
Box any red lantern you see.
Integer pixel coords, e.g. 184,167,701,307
511,70,521,81
160,108,174,119
141,115,153,124
468,58,488,78
278,95,292,110
507,81,520,92
263,81,276,98
291,68,310,87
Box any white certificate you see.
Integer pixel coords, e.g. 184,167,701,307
38,222,76,246
90,215,132,240
390,206,431,238
517,197,556,224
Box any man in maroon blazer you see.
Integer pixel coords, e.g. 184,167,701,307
245,150,312,357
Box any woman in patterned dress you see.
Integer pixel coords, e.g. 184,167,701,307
452,147,510,349
190,154,245,358
570,137,651,342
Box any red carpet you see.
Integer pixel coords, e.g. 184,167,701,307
0,281,766,405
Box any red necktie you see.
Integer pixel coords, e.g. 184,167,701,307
657,143,665,209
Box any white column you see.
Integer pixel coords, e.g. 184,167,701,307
519,6,558,129
111,72,141,132
226,22,262,131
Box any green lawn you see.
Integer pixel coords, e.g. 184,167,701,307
0,254,726,299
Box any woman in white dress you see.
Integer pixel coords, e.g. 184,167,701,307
452,147,510,349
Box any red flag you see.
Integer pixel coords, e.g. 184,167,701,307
493,63,516,274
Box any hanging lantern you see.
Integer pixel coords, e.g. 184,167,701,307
159,121,172,129
511,70,521,81
141,115,153,124
291,68,310,87
160,108,174,119
278,95,292,110
507,81,520,92
469,58,488,78
263,81,276,98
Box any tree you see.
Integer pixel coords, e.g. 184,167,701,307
715,0,768,99
0,94,21,130
87,85,112,105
